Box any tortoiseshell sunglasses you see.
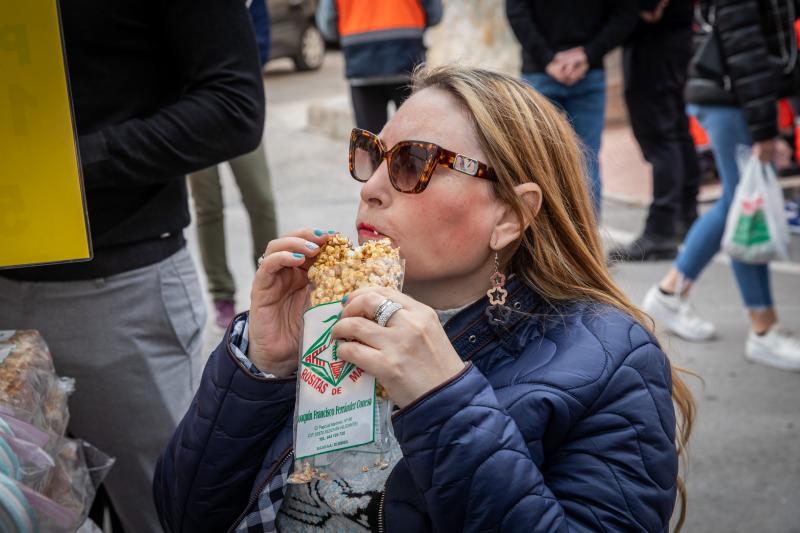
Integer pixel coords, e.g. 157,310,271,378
348,128,497,193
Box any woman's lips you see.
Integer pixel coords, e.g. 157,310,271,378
357,223,387,240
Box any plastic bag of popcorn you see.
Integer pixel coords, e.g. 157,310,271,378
288,235,403,484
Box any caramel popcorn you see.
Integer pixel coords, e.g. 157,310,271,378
307,236,403,306
0,330,71,435
287,460,315,484
306,236,403,400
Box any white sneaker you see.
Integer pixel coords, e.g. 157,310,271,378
642,285,716,342
746,326,800,371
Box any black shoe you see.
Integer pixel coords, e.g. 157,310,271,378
608,234,679,262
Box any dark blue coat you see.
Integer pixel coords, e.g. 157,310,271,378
154,279,678,532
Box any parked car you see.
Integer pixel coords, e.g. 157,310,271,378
268,0,325,71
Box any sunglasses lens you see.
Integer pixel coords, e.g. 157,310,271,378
389,143,431,192
352,136,382,182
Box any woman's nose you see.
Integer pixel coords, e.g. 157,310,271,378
360,161,392,207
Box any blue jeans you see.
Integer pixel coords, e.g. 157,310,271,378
523,69,606,215
676,104,772,309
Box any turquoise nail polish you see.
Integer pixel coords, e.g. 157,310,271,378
327,229,336,234
313,228,324,236
341,294,349,304
293,253,304,259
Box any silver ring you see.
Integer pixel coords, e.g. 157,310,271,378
373,299,392,322
257,253,266,267
374,299,403,327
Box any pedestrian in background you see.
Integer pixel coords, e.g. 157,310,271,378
643,0,800,370
316,0,443,134
188,0,278,331
609,0,701,261
0,0,265,530
507,0,639,216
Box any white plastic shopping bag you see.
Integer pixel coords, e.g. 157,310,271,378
722,149,790,264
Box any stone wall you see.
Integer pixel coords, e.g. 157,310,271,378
425,0,628,125
425,0,521,75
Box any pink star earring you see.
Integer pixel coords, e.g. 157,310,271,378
485,252,512,326
487,252,507,305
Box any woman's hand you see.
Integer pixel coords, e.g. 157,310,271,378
330,287,466,408
753,138,778,163
248,229,332,377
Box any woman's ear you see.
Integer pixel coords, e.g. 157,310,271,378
489,182,542,250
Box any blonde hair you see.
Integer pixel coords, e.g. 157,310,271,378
412,64,694,531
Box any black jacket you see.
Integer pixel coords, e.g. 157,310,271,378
685,0,800,141
506,0,639,73
3,0,265,281
628,0,694,41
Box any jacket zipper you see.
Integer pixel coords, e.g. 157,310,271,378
377,465,396,533
226,447,293,533
378,490,387,533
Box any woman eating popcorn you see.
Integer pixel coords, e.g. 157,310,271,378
154,65,694,532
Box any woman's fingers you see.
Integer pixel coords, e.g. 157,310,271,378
334,339,383,378
331,316,385,349
263,234,325,258
251,229,337,291
255,250,310,276
340,286,420,321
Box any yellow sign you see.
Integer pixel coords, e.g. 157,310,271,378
0,1,91,269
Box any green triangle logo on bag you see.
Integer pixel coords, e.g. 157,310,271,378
732,202,771,247
301,312,356,387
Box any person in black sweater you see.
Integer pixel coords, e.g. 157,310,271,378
609,0,702,261
0,0,265,530
506,0,639,216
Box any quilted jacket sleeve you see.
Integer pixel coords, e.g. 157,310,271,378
391,338,677,532
715,0,779,141
153,335,296,533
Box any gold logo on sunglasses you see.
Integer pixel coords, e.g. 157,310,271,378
453,154,479,176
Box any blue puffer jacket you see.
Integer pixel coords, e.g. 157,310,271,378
154,278,678,532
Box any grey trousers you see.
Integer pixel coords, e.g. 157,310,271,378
0,246,206,533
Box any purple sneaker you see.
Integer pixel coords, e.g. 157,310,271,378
213,299,236,331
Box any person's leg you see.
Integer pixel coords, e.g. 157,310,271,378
664,105,776,319
524,71,600,213
645,105,753,341
625,46,676,239
228,139,278,268
350,84,391,133
670,105,755,285
626,34,693,241
562,69,606,216
187,165,236,301
0,248,206,533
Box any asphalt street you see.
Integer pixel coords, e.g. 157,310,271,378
186,52,800,533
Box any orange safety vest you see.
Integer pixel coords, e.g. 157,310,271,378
336,0,426,45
